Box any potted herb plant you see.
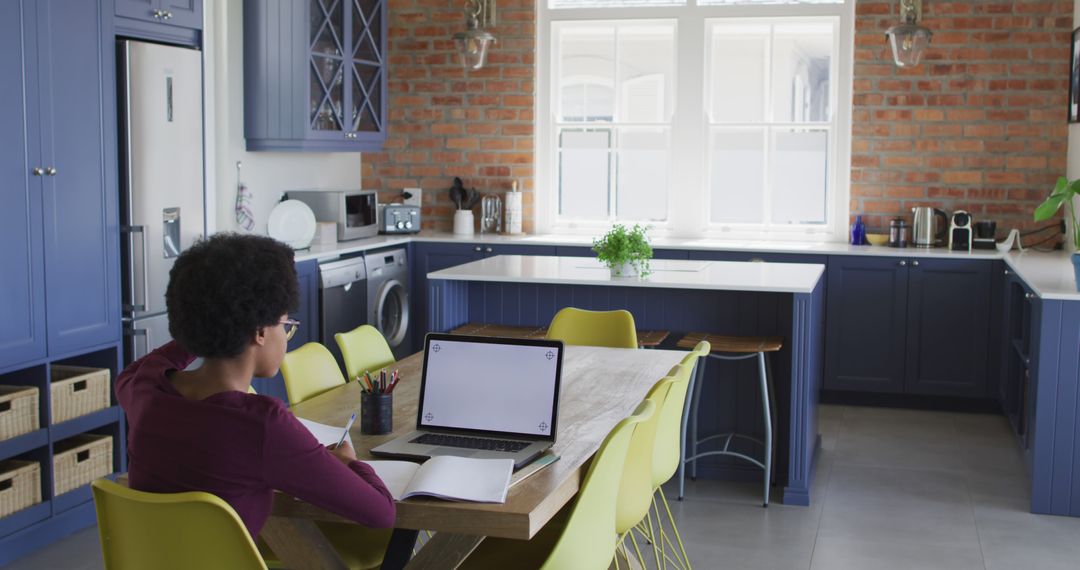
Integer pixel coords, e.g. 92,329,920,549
593,224,653,278
1034,176,1080,287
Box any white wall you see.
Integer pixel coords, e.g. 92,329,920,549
203,0,362,234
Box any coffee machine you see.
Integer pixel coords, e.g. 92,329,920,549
949,210,972,251
973,220,997,250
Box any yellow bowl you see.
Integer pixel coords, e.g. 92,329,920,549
866,233,889,246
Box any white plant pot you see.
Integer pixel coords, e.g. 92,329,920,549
609,262,639,278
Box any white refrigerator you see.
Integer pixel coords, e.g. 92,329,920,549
119,40,205,364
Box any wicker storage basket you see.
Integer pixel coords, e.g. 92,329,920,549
50,365,110,424
0,460,41,519
53,434,112,496
0,386,39,441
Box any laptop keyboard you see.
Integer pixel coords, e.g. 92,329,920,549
411,433,531,452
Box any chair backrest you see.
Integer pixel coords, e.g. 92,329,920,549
546,307,638,349
652,362,695,488
279,342,346,406
334,324,396,381
92,479,266,570
616,376,674,534
541,400,655,570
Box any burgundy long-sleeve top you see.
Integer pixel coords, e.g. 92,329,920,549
116,341,396,538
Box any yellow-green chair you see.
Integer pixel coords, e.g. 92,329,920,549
546,307,638,349
617,376,676,569
645,342,710,570
279,342,347,406
247,385,258,394
92,478,267,570
459,399,656,570
334,324,396,381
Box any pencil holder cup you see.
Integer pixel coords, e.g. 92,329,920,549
361,392,393,435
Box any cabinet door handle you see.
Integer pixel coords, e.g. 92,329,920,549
31,167,44,176
1004,269,1010,275
474,246,482,252
899,260,907,266
151,8,162,18
911,260,919,267
1025,292,1034,300
44,167,57,176
163,10,173,19
485,247,493,253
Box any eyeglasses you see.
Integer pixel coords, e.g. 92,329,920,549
280,319,301,342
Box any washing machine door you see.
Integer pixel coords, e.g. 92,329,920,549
375,279,409,348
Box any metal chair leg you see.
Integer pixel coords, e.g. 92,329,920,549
765,353,778,487
758,352,772,508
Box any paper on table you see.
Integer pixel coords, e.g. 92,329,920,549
366,460,421,500
365,456,514,503
297,417,348,447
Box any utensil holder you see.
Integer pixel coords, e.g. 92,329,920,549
453,210,474,235
361,392,393,435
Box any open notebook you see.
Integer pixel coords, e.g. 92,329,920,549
296,417,515,503
366,457,513,503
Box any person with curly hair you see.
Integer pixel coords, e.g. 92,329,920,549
115,233,395,541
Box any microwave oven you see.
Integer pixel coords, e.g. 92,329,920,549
285,189,379,242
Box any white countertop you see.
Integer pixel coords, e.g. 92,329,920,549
426,255,826,294
289,231,1080,301
1003,251,1080,301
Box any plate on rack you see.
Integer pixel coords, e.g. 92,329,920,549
267,199,317,250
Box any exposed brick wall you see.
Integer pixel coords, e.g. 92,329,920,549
361,0,536,232
365,0,1071,238
851,0,1072,237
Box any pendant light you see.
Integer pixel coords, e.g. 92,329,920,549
885,0,932,67
453,0,497,71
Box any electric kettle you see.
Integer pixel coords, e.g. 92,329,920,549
911,207,948,248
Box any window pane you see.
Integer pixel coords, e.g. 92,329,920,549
708,25,768,123
559,129,612,219
772,23,833,123
617,25,675,123
709,129,765,224
771,129,828,224
558,27,615,122
551,0,684,8
616,128,669,221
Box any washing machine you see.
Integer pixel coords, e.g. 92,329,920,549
366,248,411,358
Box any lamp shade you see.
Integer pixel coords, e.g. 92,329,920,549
453,30,496,70
886,23,932,67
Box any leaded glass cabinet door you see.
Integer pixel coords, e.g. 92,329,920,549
350,0,385,143
308,0,348,141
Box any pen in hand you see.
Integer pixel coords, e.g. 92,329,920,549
335,412,357,449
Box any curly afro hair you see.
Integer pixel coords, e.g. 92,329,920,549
166,233,299,358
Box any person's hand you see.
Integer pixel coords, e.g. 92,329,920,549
328,441,358,466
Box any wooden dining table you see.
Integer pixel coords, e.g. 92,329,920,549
262,345,688,570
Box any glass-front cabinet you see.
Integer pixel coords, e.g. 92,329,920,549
244,0,386,151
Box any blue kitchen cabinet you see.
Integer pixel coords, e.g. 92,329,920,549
824,256,908,394
116,0,200,28
0,1,47,370
244,0,387,151
34,0,121,357
256,259,319,402
410,242,559,347
905,258,992,397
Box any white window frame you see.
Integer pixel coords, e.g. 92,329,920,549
536,0,855,241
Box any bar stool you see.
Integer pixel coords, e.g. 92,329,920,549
675,332,783,507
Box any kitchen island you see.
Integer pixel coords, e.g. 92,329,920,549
426,255,826,506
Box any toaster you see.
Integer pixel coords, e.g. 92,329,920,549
379,204,421,234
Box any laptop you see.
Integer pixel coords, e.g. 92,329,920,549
371,333,564,469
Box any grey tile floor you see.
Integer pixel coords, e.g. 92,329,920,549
6,405,1080,569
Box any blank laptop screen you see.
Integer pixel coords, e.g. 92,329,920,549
419,337,561,438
